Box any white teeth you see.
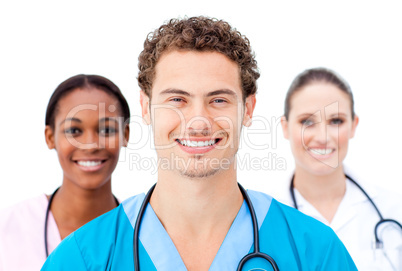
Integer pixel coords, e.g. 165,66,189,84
309,148,333,155
178,139,216,147
77,161,102,167
189,141,198,147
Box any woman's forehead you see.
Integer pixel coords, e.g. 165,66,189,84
55,88,121,119
289,83,352,116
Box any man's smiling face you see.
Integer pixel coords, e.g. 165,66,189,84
140,50,255,178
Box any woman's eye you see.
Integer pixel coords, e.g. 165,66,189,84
301,119,314,127
100,127,117,135
64,127,81,135
330,118,344,125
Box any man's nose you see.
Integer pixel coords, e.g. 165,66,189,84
185,103,213,135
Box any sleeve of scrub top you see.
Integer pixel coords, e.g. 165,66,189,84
41,233,87,271
320,234,357,270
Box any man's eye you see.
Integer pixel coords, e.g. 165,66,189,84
212,99,227,104
170,98,184,103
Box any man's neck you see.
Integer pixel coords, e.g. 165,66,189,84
151,168,242,232
150,168,243,270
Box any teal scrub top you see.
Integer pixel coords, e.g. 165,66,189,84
42,190,357,270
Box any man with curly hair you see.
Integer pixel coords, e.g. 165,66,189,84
43,16,357,270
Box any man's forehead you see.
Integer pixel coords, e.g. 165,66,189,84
151,50,242,98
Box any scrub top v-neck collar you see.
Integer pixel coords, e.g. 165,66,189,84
123,190,271,271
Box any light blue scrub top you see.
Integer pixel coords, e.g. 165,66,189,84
42,190,357,270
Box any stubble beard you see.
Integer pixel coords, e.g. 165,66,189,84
178,153,236,179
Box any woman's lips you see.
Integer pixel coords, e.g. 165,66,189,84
307,148,335,159
74,159,107,172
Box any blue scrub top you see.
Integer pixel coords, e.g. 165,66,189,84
42,190,357,270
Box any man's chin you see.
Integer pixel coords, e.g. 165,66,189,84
179,168,220,179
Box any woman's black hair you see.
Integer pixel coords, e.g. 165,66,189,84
284,67,355,120
45,74,130,129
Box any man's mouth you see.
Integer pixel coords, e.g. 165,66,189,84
176,138,221,147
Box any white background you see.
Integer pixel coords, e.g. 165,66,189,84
1,0,401,209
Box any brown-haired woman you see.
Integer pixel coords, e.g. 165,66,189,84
280,67,402,270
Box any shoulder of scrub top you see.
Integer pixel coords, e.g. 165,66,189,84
257,195,357,270
0,194,48,227
42,193,144,269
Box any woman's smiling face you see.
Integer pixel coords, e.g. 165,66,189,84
281,82,359,176
45,87,129,190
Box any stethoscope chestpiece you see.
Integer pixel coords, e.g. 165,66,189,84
237,251,279,271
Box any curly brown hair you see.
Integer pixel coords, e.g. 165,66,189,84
137,16,260,100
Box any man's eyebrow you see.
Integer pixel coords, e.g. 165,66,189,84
206,89,238,98
159,88,192,96
59,117,81,126
158,88,238,100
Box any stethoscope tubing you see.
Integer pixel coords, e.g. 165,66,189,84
237,183,279,271
344,174,383,220
290,173,402,248
44,187,59,257
133,183,156,271
44,187,119,257
133,183,279,271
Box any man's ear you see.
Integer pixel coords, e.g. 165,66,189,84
280,116,289,139
45,125,55,149
243,94,256,127
140,90,151,125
